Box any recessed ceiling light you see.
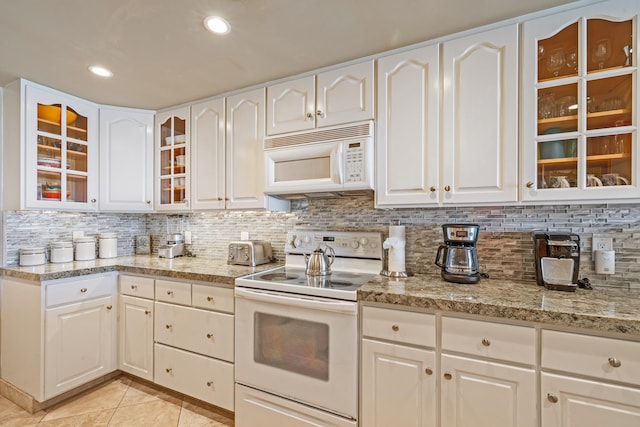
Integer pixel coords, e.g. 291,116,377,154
88,65,113,78
204,16,230,35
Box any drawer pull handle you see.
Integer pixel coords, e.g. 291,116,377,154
608,357,622,368
206,333,214,339
131,285,138,290
481,338,491,347
391,325,399,332
207,296,214,302
547,393,558,403
207,381,214,387
165,324,172,330
106,305,113,311
444,185,451,192
166,368,172,374
425,368,433,376
167,291,174,296
444,372,452,380
80,288,88,293
430,186,436,192
145,310,151,315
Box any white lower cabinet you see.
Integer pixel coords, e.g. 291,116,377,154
155,343,234,411
118,295,154,380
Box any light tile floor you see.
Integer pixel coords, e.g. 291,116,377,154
0,375,234,426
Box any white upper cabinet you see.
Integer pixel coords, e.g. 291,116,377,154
442,24,519,204
99,107,154,212
376,44,440,207
3,80,99,211
191,98,226,210
155,106,190,211
266,61,374,135
521,0,638,202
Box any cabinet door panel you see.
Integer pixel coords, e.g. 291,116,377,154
442,24,518,204
376,45,439,207
542,372,640,427
317,61,374,127
441,354,536,427
267,76,315,135
44,296,114,399
361,339,436,427
119,295,153,381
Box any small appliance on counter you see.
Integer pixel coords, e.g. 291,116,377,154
158,233,185,259
435,223,484,284
228,241,273,266
533,231,581,291
381,224,408,278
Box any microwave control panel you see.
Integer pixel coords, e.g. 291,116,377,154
345,141,365,183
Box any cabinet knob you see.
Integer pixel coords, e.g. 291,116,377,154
182,199,189,204
167,290,174,296
217,198,223,201
166,368,173,374
165,324,172,330
207,381,214,387
391,324,399,332
425,368,433,376
146,200,151,204
430,186,436,192
526,181,534,188
80,288,88,293
91,198,97,203
316,110,325,118
444,185,451,192
207,296,214,302
131,285,138,290
306,112,313,120
547,393,558,403
444,372,453,380
206,333,214,339
144,310,151,315
106,305,113,310
608,357,622,368
481,338,491,347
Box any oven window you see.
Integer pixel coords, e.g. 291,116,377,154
274,157,330,182
254,312,329,381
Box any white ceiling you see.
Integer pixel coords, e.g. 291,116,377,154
0,0,579,111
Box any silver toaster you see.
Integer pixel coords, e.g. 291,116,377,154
228,241,273,266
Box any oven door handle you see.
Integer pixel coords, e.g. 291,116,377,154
235,287,357,315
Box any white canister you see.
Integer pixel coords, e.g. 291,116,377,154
50,241,74,263
20,247,46,266
75,237,96,261
98,233,118,259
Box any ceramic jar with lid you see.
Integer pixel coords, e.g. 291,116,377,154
98,233,118,259
20,247,46,266
75,237,96,261
50,241,73,263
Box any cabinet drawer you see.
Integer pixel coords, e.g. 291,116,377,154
155,279,191,305
154,343,234,411
362,306,435,347
155,302,234,362
542,330,640,387
192,284,234,314
119,275,154,299
442,317,535,365
46,275,114,307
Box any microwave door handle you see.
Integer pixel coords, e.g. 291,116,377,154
333,144,344,184
235,287,357,315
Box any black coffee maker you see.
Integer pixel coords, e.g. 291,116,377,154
533,231,581,291
435,224,482,284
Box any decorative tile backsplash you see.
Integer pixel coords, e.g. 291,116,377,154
4,195,640,289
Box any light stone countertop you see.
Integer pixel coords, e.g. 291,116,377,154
3,257,639,337
0,255,283,286
359,275,640,337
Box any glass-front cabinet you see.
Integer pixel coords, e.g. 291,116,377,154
155,107,190,211
522,0,638,201
25,83,98,210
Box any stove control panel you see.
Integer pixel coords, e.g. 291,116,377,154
286,230,383,260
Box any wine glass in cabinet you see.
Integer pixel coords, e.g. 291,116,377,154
522,0,638,202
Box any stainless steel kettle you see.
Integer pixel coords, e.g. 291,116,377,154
304,245,336,276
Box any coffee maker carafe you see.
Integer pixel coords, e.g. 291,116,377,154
435,224,483,284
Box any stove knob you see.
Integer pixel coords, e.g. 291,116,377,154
360,237,369,246
293,238,302,248
303,235,312,244
351,239,360,249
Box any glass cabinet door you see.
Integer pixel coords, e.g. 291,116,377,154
156,108,189,210
525,1,637,201
36,103,89,204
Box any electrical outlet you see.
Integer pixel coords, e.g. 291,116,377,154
592,236,613,252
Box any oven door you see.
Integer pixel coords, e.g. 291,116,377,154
264,140,343,194
234,287,358,419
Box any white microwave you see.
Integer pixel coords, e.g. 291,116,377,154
264,121,374,197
